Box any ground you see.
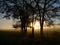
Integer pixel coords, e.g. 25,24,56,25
0,29,60,45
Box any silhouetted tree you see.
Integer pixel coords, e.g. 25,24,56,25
34,0,60,37
2,0,29,32
0,0,60,40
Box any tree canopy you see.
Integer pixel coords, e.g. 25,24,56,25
0,0,60,32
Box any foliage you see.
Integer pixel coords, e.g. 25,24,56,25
0,0,60,33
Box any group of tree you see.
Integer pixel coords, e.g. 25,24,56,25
0,0,60,38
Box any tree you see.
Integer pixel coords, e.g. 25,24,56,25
1,0,31,33
34,0,60,35
0,0,60,40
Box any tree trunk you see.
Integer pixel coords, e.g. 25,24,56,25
40,0,46,37
30,0,34,38
40,17,44,38
32,13,34,38
36,1,42,38
24,24,27,33
40,1,46,45
32,21,34,38
21,24,23,32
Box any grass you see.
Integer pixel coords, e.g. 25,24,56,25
0,29,60,45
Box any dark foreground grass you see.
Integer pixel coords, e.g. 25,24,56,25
0,30,60,45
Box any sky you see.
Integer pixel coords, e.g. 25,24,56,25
0,18,13,29
0,13,14,29
0,0,60,30
0,13,60,30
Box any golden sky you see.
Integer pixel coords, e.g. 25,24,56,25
0,18,60,30
0,19,14,30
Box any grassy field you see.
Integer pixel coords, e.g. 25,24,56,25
0,28,60,45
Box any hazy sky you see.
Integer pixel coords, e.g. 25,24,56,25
0,18,13,29
0,13,13,29
0,0,60,30
0,13,60,30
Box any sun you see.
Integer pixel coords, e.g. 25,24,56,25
30,20,40,29
34,21,40,29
